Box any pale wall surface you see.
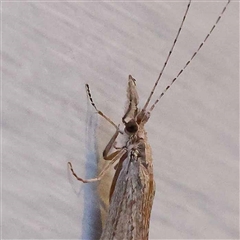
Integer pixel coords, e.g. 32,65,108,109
2,1,239,239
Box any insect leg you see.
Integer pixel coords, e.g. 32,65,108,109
103,127,122,160
85,84,118,129
68,148,127,183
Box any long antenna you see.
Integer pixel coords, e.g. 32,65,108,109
149,0,231,113
142,0,192,112
85,84,118,129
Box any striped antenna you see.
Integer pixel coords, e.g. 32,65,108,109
142,0,192,112
149,0,231,113
85,84,118,129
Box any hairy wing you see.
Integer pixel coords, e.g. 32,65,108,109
100,141,155,240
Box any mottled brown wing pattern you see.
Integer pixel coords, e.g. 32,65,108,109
100,139,155,240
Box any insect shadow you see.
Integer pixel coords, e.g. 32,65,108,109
81,101,102,240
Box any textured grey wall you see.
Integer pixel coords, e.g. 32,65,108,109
2,1,239,239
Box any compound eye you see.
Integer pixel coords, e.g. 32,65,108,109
125,120,138,134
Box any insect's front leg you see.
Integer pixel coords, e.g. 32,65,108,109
68,86,126,183
103,126,123,160
68,124,126,183
68,148,126,183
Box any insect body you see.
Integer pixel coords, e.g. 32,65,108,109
99,76,155,239
69,76,155,238
68,0,231,239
